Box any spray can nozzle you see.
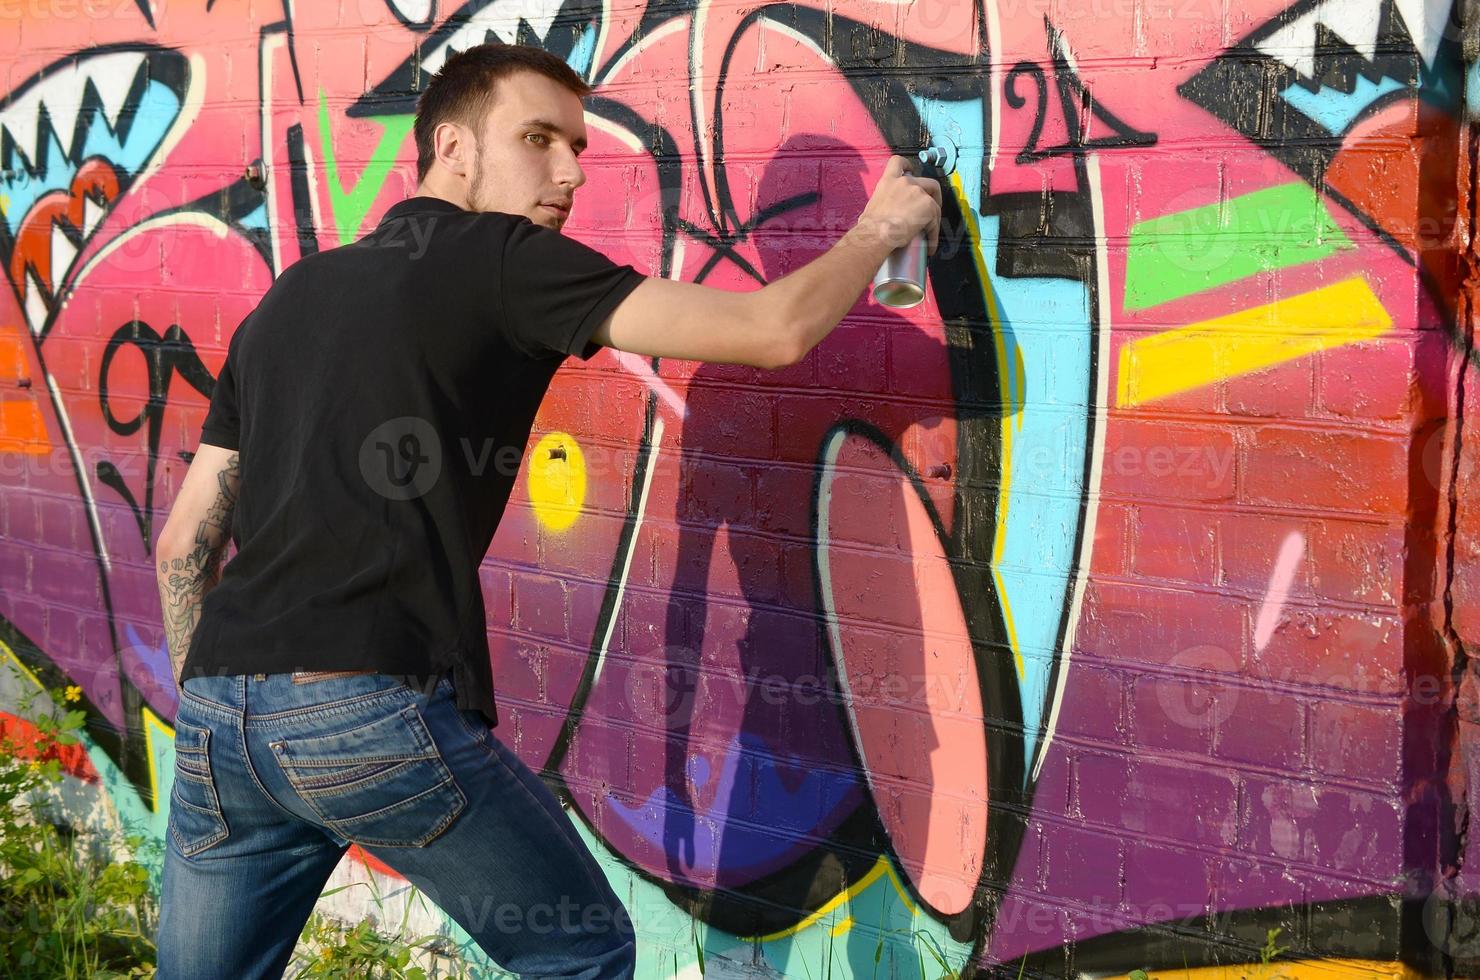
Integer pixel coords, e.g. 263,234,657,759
871,146,946,309
917,146,949,173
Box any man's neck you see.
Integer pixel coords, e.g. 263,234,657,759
411,180,469,211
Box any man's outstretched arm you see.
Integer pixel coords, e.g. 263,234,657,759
589,154,941,369
155,443,240,688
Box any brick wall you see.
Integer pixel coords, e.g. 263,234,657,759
0,0,1470,976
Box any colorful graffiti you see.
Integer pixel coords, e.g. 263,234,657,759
0,0,1469,975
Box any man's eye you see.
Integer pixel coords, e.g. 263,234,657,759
526,133,548,146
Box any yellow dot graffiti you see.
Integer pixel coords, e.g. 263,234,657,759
526,432,585,531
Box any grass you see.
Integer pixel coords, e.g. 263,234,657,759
0,669,475,979
0,680,158,977
1129,926,1296,980
286,852,476,978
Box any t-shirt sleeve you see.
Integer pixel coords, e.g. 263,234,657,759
499,216,645,360
199,324,244,451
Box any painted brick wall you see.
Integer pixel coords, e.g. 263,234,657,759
0,0,1471,977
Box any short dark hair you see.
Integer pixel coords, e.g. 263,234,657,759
413,43,592,184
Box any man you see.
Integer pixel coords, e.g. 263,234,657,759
153,42,939,979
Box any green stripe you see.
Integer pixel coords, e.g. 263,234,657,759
1124,182,1352,310
318,88,416,246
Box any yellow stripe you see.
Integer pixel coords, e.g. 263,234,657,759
1116,277,1391,408
1102,959,1424,979
746,855,918,942
142,705,173,813
0,641,44,691
2,638,173,813
946,174,1024,680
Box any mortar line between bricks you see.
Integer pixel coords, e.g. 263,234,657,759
1052,733,1400,796
1088,572,1400,614
1013,811,1404,895
1109,409,1415,436
1095,496,1409,525
496,677,1404,804
1029,806,1398,860
1062,661,1410,708
490,614,1412,709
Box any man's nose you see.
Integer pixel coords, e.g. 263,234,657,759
557,152,586,191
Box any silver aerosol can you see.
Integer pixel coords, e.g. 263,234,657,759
871,146,946,309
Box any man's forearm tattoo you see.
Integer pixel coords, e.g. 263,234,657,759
159,453,240,684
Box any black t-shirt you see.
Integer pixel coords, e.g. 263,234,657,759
183,196,645,725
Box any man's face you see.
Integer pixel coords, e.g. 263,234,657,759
465,70,588,231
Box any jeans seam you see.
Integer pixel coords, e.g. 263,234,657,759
236,700,305,825
168,792,223,818
278,749,435,767
476,736,620,896
286,763,464,848
325,775,463,827
178,686,239,724
450,703,492,747
274,704,465,847
471,737,553,817
167,723,230,859
291,759,421,795
246,685,412,723
169,819,229,858
173,765,212,783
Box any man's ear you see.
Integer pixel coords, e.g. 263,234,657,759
435,121,472,178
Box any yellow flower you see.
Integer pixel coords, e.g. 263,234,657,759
27,760,41,772
64,685,82,703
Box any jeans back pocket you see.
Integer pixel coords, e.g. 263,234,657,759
169,719,231,858
271,702,466,847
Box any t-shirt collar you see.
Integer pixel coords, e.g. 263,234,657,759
378,196,468,224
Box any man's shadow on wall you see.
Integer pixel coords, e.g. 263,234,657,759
656,136,971,943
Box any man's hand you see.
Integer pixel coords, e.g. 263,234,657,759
851,155,943,255
156,443,240,689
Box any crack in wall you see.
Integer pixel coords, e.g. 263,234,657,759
1434,7,1480,974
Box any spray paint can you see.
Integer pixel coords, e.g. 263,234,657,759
871,147,947,309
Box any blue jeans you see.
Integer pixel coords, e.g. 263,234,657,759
157,672,635,979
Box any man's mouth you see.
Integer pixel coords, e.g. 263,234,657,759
541,202,571,219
